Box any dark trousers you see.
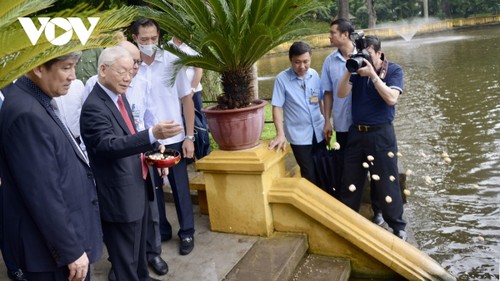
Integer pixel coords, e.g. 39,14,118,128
25,267,90,281
103,181,150,281
290,134,326,186
0,188,19,273
155,141,195,239
340,123,406,232
337,131,381,214
146,184,161,261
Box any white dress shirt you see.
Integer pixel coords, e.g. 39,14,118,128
140,49,191,145
168,39,203,92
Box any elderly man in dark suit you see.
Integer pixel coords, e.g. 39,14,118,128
0,52,101,281
80,46,182,281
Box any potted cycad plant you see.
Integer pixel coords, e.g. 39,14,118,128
142,0,321,150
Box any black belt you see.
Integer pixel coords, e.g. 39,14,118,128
354,122,391,132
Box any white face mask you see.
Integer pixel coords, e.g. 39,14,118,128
138,43,158,57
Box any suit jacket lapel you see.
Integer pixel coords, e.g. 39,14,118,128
16,78,89,166
95,84,133,135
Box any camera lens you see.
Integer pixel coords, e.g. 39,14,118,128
346,57,364,73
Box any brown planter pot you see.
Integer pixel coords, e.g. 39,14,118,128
202,99,268,151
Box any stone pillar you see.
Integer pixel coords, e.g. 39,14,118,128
195,141,289,236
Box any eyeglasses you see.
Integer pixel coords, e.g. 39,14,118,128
105,64,134,78
133,59,143,66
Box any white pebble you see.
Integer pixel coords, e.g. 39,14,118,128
389,175,396,182
371,174,380,181
333,142,341,150
444,157,452,164
403,189,411,196
441,152,449,158
406,169,413,176
478,236,485,241
385,196,392,203
367,155,375,161
397,152,403,157
349,184,356,192
362,162,369,168
424,176,433,185
387,151,395,158
471,184,480,189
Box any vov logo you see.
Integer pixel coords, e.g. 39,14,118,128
18,17,99,46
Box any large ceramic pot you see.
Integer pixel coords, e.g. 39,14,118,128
202,99,268,151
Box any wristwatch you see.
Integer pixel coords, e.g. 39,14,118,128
184,135,195,142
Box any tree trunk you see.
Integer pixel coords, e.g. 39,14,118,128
367,0,377,28
423,0,429,18
338,0,350,20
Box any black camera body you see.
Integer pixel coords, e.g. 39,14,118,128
346,31,373,73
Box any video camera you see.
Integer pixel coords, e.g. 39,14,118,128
346,31,373,73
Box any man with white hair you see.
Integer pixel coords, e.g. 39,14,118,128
81,46,183,281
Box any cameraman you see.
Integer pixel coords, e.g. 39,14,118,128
337,36,407,240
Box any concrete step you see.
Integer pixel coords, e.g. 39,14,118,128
291,255,351,281
224,232,308,281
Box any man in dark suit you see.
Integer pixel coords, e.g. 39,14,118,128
80,46,183,281
0,53,102,281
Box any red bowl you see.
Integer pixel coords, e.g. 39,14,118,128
144,149,181,168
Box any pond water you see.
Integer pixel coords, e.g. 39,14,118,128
257,25,500,280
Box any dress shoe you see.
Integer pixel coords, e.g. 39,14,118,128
7,269,27,281
179,236,194,255
148,255,169,275
108,268,116,281
372,212,385,226
394,230,408,241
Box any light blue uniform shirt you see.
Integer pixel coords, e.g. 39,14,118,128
320,50,353,133
271,68,324,145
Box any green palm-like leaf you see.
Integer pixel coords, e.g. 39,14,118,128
141,0,321,109
0,1,138,89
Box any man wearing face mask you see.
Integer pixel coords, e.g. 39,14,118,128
131,18,196,256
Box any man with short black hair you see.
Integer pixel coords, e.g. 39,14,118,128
337,35,407,240
0,52,102,281
269,41,325,186
132,18,196,256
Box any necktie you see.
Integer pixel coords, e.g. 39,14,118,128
50,99,89,165
118,95,148,179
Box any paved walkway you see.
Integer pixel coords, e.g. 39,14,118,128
0,203,259,281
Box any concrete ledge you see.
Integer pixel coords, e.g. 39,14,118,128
224,232,308,281
292,255,351,281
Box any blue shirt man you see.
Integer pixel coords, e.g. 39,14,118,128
269,41,325,186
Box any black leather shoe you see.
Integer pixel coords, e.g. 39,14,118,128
394,230,408,241
7,269,27,281
179,236,194,255
372,212,385,226
108,268,116,281
148,255,169,275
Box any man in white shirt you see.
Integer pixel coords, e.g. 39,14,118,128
168,36,211,160
132,18,196,256
54,79,85,145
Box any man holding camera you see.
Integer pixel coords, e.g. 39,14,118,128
337,35,407,240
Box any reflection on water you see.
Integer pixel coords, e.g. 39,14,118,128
257,25,500,280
